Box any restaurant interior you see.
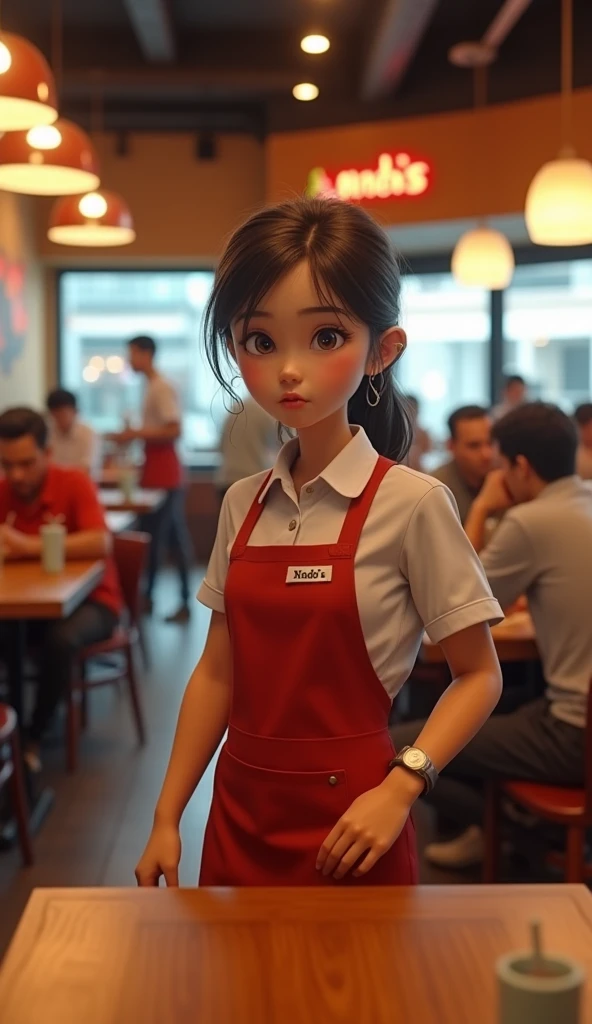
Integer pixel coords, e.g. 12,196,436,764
1,0,592,1019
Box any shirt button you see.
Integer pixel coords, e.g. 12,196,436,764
305,486,314,494
288,519,297,531
328,775,338,786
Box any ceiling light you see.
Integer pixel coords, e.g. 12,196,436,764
82,365,100,383
525,156,592,245
292,82,319,102
48,190,136,247
0,118,100,195
106,355,125,373
0,31,58,131
301,34,330,55
451,226,515,289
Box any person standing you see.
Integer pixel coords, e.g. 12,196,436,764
112,335,193,624
430,406,495,524
47,388,101,477
492,374,528,421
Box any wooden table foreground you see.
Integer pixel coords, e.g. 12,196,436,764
1,885,591,1024
0,560,105,620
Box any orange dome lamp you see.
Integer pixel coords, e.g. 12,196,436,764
48,190,136,247
0,118,100,195
0,31,58,131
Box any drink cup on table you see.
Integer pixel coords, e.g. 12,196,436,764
497,921,584,1024
40,522,66,574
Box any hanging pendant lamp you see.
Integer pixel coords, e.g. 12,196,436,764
525,0,592,245
448,48,515,288
0,31,58,131
0,118,100,195
48,190,135,247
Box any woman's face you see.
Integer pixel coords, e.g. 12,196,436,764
229,260,405,431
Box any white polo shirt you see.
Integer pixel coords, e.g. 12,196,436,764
142,373,181,430
199,427,503,699
48,419,101,477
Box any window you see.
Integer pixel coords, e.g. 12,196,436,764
59,270,228,456
398,272,490,444
503,260,592,410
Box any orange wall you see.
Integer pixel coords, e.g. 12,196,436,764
266,89,592,227
38,132,266,264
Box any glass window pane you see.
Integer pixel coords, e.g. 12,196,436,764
398,272,490,445
503,260,592,410
59,270,227,456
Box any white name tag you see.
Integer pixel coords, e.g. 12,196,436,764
286,565,333,584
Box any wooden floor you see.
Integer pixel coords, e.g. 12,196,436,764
0,569,491,959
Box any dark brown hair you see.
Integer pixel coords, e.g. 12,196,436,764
204,197,411,460
447,405,490,440
0,407,48,449
493,402,576,481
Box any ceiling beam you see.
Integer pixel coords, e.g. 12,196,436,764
122,0,176,63
361,0,439,100
62,66,296,99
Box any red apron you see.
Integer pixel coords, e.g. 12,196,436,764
199,455,418,886
140,441,182,490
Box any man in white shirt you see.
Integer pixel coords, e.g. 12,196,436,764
393,403,589,869
47,388,100,477
111,336,193,624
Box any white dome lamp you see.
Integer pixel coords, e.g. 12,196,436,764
525,0,592,245
448,41,515,288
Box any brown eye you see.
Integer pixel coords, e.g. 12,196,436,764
244,333,275,355
312,328,347,351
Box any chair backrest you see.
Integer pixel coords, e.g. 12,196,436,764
581,684,585,819
113,531,150,626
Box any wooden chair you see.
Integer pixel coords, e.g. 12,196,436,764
66,532,149,773
0,704,33,865
484,680,592,883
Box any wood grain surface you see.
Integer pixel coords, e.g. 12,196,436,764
1,885,590,1023
0,561,105,619
422,612,539,664
99,489,166,515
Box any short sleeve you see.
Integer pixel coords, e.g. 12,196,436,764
479,512,537,610
400,484,503,643
71,474,109,532
156,382,181,424
197,492,232,613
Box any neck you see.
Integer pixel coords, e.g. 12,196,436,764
292,407,353,486
144,365,157,380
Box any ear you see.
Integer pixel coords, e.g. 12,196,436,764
515,454,531,476
446,438,454,454
365,327,406,377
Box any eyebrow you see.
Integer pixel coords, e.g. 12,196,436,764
234,305,348,324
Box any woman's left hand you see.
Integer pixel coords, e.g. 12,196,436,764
316,784,411,880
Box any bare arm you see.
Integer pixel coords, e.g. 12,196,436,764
154,610,232,828
0,525,111,561
464,499,490,553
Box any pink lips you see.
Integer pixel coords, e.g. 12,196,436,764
280,393,308,409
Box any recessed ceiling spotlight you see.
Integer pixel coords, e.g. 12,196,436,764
292,82,319,101
301,34,330,54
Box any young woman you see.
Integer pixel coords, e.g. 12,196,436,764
136,197,503,887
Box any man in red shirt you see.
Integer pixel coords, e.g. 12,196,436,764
0,407,122,768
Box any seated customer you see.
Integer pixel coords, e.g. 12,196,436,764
0,407,122,768
574,402,592,480
47,388,101,477
430,406,494,524
392,403,590,868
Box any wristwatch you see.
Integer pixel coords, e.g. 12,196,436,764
389,746,439,794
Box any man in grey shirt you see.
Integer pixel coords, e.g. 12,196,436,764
431,406,495,524
393,403,589,869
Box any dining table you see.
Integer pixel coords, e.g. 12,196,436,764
421,611,539,665
99,488,166,516
0,884,590,1023
0,559,105,833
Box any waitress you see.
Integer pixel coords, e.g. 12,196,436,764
136,198,503,888
114,335,192,624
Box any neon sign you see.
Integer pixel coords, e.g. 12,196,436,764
306,152,431,203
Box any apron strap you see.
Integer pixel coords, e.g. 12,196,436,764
230,470,273,557
338,456,395,548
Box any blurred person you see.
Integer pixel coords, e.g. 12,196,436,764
430,406,494,524
405,395,432,472
492,374,528,421
110,335,193,624
573,403,592,480
47,388,101,477
0,407,122,769
393,403,590,868
216,396,280,501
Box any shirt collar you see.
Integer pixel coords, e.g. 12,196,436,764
258,425,379,503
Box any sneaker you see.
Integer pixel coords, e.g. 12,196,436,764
164,605,191,624
425,826,485,869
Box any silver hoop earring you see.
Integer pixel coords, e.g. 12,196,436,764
366,372,384,407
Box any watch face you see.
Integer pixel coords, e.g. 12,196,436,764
403,747,428,771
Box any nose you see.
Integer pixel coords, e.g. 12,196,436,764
279,361,303,385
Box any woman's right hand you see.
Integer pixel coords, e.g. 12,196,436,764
135,822,182,887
